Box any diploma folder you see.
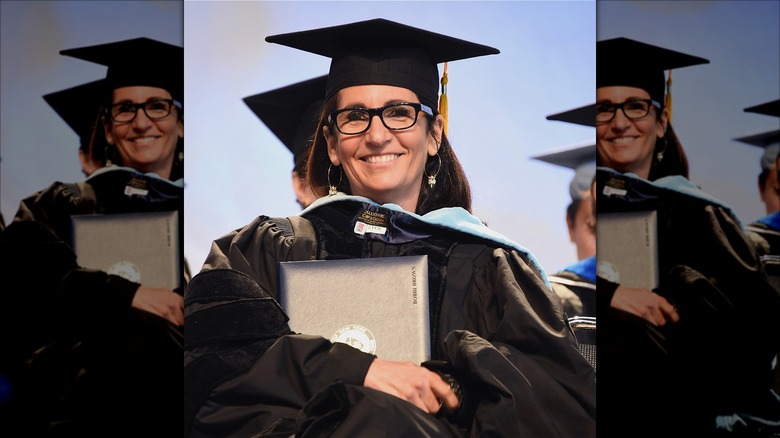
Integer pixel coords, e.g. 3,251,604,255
278,255,431,364
597,210,659,290
70,210,181,290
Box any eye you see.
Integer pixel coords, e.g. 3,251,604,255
385,105,414,119
595,103,614,113
114,103,136,113
344,110,369,122
146,100,169,111
624,100,647,111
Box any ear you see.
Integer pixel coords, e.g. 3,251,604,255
102,116,114,145
177,118,184,139
565,212,576,243
323,125,341,166
428,115,444,156
657,107,669,139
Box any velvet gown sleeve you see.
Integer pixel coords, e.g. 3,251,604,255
185,216,378,437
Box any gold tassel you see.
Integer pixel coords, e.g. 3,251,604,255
439,62,448,136
665,69,673,124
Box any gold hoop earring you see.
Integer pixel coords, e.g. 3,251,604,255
657,137,667,163
424,154,442,189
327,164,342,196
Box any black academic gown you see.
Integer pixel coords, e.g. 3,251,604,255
0,166,184,437
184,195,596,438
596,167,780,436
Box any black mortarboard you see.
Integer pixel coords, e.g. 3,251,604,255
744,99,780,118
59,37,183,104
265,18,499,112
597,37,709,106
243,75,328,170
737,99,780,170
43,79,105,148
546,104,596,128
532,141,596,201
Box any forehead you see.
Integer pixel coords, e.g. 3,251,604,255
112,86,172,103
336,84,419,106
596,86,651,102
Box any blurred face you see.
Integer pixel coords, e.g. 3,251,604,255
760,164,780,214
567,196,596,260
323,85,442,212
596,86,667,179
104,86,183,179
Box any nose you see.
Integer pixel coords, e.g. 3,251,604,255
611,107,631,129
132,108,153,130
364,113,391,145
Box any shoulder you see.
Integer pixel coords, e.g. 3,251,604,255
203,215,318,272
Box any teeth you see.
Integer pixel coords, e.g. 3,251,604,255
613,137,634,144
132,137,158,144
365,154,399,163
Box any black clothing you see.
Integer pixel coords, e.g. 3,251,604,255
596,167,780,436
184,196,596,437
0,166,184,437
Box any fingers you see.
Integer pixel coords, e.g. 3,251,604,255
429,372,460,413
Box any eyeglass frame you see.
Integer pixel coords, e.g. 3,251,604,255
327,102,434,135
595,98,662,123
106,98,182,123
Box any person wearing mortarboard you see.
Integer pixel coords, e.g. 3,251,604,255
595,38,780,436
42,79,108,177
736,101,780,217
243,75,328,210
741,100,780,255
183,18,595,437
0,37,184,436
533,105,597,322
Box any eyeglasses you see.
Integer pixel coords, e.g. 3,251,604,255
328,102,433,135
107,98,180,123
596,99,661,123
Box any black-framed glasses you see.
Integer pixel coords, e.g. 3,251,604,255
596,99,661,123
328,102,434,135
107,98,180,123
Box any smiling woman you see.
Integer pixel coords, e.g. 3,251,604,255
183,18,596,437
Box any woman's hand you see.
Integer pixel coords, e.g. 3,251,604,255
131,286,184,326
364,358,459,414
611,286,680,326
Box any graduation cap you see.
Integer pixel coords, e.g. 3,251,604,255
43,79,106,149
265,18,500,122
546,103,596,128
540,104,597,200
59,37,183,104
744,99,780,118
243,75,328,172
737,98,780,171
532,141,596,202
597,37,709,119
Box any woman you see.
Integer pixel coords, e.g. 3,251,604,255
184,19,596,438
596,37,780,435
0,37,184,436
